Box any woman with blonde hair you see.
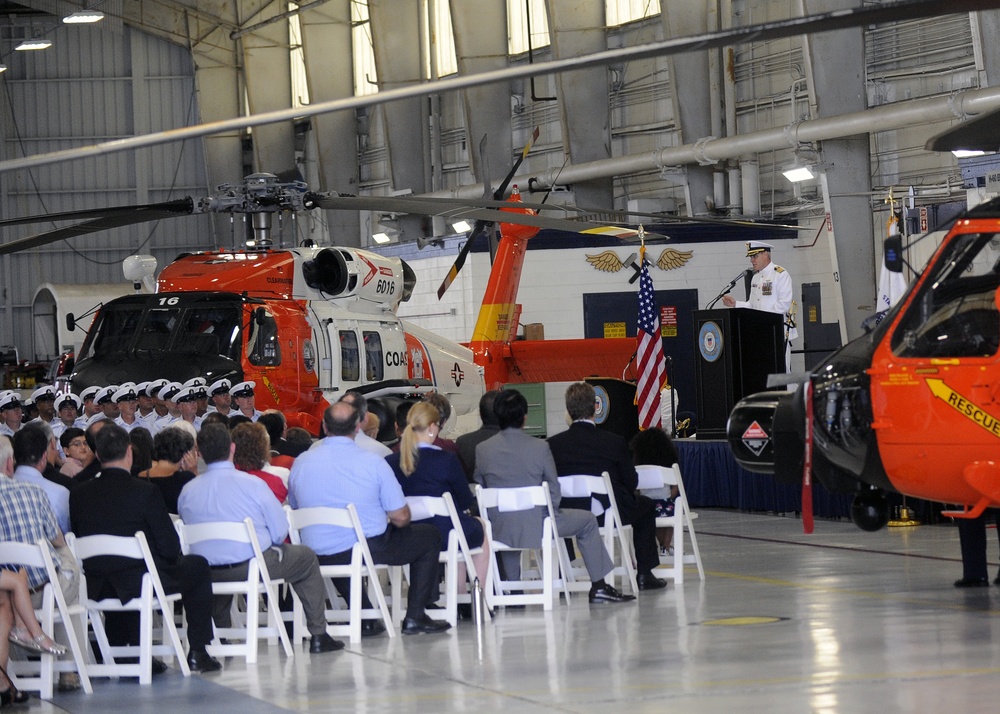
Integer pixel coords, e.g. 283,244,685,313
385,402,488,618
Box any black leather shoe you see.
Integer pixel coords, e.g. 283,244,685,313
637,573,668,591
401,614,451,635
0,686,29,706
457,604,473,620
361,620,386,638
589,583,636,604
954,577,989,588
120,656,168,675
187,649,222,673
309,633,345,653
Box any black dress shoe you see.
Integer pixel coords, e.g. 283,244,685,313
457,603,473,620
120,656,168,675
954,577,989,588
361,620,386,638
637,573,668,591
187,649,222,673
309,633,346,653
588,583,636,603
0,687,29,706
401,614,451,635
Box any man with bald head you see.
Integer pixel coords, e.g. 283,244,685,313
289,401,448,635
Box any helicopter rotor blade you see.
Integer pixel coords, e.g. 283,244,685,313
436,219,487,300
0,198,197,229
0,198,195,256
436,127,540,298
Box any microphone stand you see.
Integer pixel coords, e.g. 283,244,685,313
706,270,750,309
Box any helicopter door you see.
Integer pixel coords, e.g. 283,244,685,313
330,323,364,393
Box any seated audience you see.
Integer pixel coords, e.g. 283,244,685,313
232,422,288,503
137,426,198,514
386,402,489,614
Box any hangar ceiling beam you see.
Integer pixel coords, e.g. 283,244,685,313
450,0,513,196
974,9,1000,84
117,1,245,245
300,0,361,247
802,0,874,341
661,0,718,216
236,1,296,177
369,0,428,242
546,0,613,209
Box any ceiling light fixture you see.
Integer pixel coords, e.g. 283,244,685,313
782,165,815,183
952,149,986,158
452,220,472,233
15,39,51,51
63,10,105,23
372,232,392,244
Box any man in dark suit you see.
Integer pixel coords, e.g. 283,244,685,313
547,382,666,591
456,390,501,482
474,389,633,604
69,423,221,673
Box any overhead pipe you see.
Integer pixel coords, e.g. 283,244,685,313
425,84,1000,199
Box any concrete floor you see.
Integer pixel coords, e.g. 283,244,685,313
27,509,1000,713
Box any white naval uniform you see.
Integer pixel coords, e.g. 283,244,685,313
0,423,16,438
114,415,147,433
735,261,798,370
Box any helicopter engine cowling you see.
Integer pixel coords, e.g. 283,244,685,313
302,247,408,309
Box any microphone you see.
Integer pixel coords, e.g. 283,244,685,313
706,269,753,309
723,268,753,292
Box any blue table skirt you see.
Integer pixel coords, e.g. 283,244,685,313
675,439,853,518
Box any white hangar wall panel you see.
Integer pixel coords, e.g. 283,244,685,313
0,22,211,356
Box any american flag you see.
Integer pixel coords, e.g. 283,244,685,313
635,244,665,429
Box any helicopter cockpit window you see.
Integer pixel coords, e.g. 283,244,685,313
892,232,1000,359
133,309,179,352
178,307,242,359
363,331,384,381
247,308,281,366
339,330,360,382
89,306,143,356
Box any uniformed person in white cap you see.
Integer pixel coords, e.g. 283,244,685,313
28,385,63,445
0,391,22,437
135,381,156,422
86,385,120,425
144,379,170,428
722,240,798,370
230,381,262,421
112,384,145,433
154,382,183,431
55,392,84,430
175,385,205,431
205,378,233,416
79,385,102,421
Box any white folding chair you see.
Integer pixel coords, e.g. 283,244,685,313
72,531,191,684
0,540,93,698
404,493,492,627
635,463,705,583
285,505,397,643
177,518,293,662
557,473,639,595
476,485,569,611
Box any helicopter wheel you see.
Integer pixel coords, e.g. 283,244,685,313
850,488,890,532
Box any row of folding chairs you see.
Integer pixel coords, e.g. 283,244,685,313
475,462,704,612
1,465,702,697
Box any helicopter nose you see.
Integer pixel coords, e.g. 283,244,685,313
850,489,889,531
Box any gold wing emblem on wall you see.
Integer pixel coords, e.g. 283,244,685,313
585,250,626,272
655,248,693,271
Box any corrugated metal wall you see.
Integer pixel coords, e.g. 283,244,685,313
0,20,210,361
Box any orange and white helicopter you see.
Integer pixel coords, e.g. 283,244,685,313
727,112,1000,532
0,169,644,436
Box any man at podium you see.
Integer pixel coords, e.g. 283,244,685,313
721,241,798,370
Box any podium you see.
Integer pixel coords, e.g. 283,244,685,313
693,308,784,439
